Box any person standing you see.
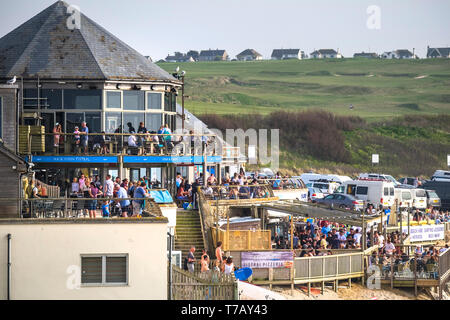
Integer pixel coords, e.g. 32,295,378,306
187,246,196,273
53,123,62,154
88,182,98,219
104,174,114,198
80,121,89,154
116,184,130,217
132,182,149,217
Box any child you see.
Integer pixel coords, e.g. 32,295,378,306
101,200,111,218
73,127,81,153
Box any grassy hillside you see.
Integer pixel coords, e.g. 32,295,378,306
158,59,450,122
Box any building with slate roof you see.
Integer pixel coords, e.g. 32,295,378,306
0,1,225,191
310,49,343,59
427,46,450,58
236,49,263,61
198,49,228,61
271,49,306,60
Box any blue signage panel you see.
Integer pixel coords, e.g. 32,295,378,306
26,156,118,163
123,156,222,164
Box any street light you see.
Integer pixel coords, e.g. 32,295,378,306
172,68,187,130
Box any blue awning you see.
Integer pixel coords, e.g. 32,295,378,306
123,156,222,164
25,156,118,163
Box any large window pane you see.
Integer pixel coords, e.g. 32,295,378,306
123,113,145,133
123,91,144,110
66,113,84,134
106,257,127,283
105,112,122,133
147,92,162,110
64,90,102,109
145,113,162,132
23,89,38,109
106,91,121,109
81,257,102,284
85,112,101,133
41,89,62,109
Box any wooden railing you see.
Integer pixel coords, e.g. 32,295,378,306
211,227,272,251
170,264,236,300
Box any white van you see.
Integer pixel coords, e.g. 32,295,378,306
340,179,395,208
394,188,413,209
395,185,427,210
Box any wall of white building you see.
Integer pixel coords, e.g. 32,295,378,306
0,219,168,300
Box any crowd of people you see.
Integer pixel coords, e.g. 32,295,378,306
184,242,236,276
413,207,450,224
68,173,163,218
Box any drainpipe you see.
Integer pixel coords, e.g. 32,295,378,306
7,233,11,300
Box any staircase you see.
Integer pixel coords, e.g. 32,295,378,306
174,209,205,261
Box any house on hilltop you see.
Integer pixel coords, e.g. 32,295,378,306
271,49,306,60
198,49,229,61
310,49,343,59
381,50,416,59
236,49,263,61
165,52,195,63
353,52,379,59
427,46,450,58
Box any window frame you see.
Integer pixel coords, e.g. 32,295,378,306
80,254,129,287
146,92,163,111
105,90,123,110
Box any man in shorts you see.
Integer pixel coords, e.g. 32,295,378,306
80,121,89,154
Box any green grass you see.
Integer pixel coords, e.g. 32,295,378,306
159,59,450,121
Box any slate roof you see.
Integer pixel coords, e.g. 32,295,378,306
237,49,262,58
199,50,227,57
427,47,450,58
311,49,338,55
271,49,300,58
0,1,176,82
395,49,413,57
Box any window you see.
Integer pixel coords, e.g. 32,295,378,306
324,195,335,200
81,255,127,285
123,91,144,110
123,112,144,133
85,112,101,133
415,189,426,197
347,184,356,196
64,90,102,109
402,192,411,200
23,89,38,109
145,113,162,132
384,187,389,196
164,92,176,112
147,92,162,110
105,112,122,133
41,89,62,109
356,186,368,195
66,113,84,134
390,188,395,196
106,91,121,109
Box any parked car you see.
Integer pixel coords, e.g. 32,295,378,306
307,187,324,202
315,193,364,211
424,189,441,208
421,181,450,209
339,179,395,209
398,177,422,187
431,170,450,182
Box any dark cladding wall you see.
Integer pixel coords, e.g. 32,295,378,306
0,85,18,151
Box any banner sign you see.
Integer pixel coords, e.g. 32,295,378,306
402,224,445,242
26,156,118,163
123,156,222,164
241,251,293,269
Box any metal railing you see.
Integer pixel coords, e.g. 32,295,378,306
0,197,166,219
200,184,274,201
294,252,364,284
22,132,221,157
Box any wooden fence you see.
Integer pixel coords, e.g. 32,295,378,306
170,264,236,300
211,227,271,251
439,248,450,299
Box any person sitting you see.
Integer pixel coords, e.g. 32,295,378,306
176,182,190,201
127,131,139,155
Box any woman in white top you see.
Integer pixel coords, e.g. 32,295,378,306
224,256,234,275
71,177,80,194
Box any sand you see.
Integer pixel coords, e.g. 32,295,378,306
268,283,431,300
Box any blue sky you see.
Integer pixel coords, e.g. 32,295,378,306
1,0,449,60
